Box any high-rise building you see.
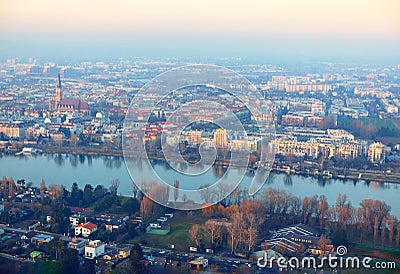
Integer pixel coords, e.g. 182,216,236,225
213,128,227,148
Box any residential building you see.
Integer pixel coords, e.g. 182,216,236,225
75,222,97,237
368,142,385,163
84,240,105,259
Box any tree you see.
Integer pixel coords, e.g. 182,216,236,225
1,176,7,197
226,208,244,254
122,198,140,214
110,179,120,196
203,220,223,248
374,216,379,242
45,237,65,260
173,180,179,203
319,195,328,228
40,178,46,202
83,184,94,206
381,217,387,244
129,243,144,273
48,184,64,200
389,218,396,243
317,235,331,256
93,184,107,200
60,249,79,274
199,184,216,203
82,259,95,274
132,182,139,198
70,182,83,206
303,197,309,224
140,196,152,221
8,177,15,198
332,225,347,246
189,224,202,247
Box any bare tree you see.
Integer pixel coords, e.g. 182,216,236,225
317,235,331,256
199,184,216,203
140,196,154,221
8,177,15,198
389,218,396,243
319,195,328,228
303,197,309,224
202,220,223,248
173,180,179,203
40,178,46,202
373,216,379,242
189,224,202,247
110,178,120,196
132,182,138,198
381,217,387,244
48,184,64,200
1,176,7,197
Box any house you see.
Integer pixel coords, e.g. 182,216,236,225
103,249,119,261
105,221,124,232
189,257,208,268
118,247,131,259
68,238,89,254
95,213,129,223
262,223,321,256
75,222,97,237
70,214,85,227
84,240,105,259
31,234,54,245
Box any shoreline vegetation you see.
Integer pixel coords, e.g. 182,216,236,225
4,145,400,184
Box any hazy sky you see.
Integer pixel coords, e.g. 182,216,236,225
1,0,399,62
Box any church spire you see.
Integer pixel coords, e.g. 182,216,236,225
57,73,61,88
55,73,62,108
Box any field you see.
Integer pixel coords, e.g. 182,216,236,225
134,211,209,250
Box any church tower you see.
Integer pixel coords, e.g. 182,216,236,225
55,73,62,109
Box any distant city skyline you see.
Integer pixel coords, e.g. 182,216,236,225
0,0,400,63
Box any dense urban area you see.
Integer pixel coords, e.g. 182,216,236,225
0,58,400,273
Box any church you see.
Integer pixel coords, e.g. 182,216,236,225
55,74,90,115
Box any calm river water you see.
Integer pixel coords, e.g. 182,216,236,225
0,154,399,216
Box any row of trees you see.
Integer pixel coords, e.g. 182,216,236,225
189,188,400,256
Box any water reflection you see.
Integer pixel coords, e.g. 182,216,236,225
9,153,400,194
79,154,85,165
284,174,293,186
54,153,64,166
70,154,78,168
87,155,92,167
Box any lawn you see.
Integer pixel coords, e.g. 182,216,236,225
347,245,400,262
134,211,208,250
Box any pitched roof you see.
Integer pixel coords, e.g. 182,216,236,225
76,222,97,230
59,98,89,110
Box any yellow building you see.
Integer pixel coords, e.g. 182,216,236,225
189,130,202,145
368,142,385,163
213,128,227,148
335,144,359,160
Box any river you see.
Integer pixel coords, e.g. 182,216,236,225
0,153,399,216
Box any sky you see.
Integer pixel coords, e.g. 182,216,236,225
0,0,399,63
